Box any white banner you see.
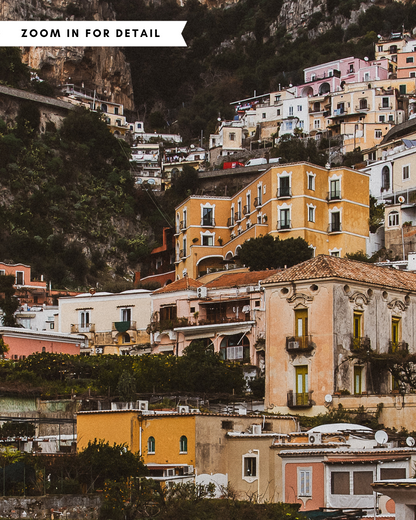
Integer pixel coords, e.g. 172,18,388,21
0,21,187,47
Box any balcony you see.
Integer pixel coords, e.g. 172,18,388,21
277,220,291,231
254,197,262,208
286,335,314,353
201,217,215,227
71,323,95,334
379,104,393,110
227,216,235,228
356,104,370,111
350,336,371,351
235,211,243,222
179,249,186,259
112,321,137,332
287,390,314,408
243,205,250,215
277,186,292,199
327,190,341,201
328,222,342,233
388,341,409,354
180,220,187,230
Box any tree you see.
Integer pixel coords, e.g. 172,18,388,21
0,275,19,327
116,370,137,401
369,195,384,233
238,235,313,271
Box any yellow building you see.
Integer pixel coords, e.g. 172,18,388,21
174,162,370,279
77,408,298,494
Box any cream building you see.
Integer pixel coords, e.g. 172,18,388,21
57,289,152,355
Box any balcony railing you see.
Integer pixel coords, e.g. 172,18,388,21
180,220,187,230
350,336,371,351
227,216,235,228
71,323,95,334
201,217,215,227
277,220,291,231
277,186,292,198
287,390,314,408
254,197,262,208
328,222,342,233
243,205,250,215
356,104,370,111
235,212,243,222
388,341,409,354
179,249,186,258
112,321,137,332
198,314,252,326
327,190,341,201
286,335,314,352
379,104,393,110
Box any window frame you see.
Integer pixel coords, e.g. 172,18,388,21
242,452,258,482
180,435,188,453
403,164,410,181
298,467,312,497
148,436,155,454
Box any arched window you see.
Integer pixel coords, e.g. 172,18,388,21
180,436,187,453
382,166,390,191
148,436,155,454
220,334,250,362
388,211,399,227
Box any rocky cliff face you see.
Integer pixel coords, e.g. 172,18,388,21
3,0,135,110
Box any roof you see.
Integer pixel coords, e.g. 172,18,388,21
204,269,280,289
308,423,372,434
153,277,203,294
262,254,416,291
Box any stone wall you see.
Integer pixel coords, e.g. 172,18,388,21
0,495,102,519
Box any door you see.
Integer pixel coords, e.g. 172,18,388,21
296,366,309,406
354,366,362,394
295,309,308,349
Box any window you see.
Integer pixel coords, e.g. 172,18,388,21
411,72,416,78
256,185,262,206
160,305,177,322
298,468,312,497
79,311,90,330
308,174,315,191
391,317,400,351
148,436,155,454
359,99,367,110
243,457,257,477
380,468,406,480
379,115,385,123
314,119,320,129
180,435,187,453
114,107,119,115
378,45,383,52
382,97,389,108
278,176,291,197
353,471,373,495
331,250,340,257
286,121,293,130
407,56,414,63
349,64,354,73
262,112,266,119
330,179,341,200
289,106,294,116
229,132,236,141
375,129,382,139
403,165,410,180
388,211,399,227
101,103,107,112
220,334,250,362
121,308,131,322
331,472,350,494
122,333,130,344
202,207,214,226
202,234,214,246
308,206,315,223
15,271,24,285
279,208,291,229
0,270,4,276
352,312,362,350
389,114,394,121
297,105,302,112
330,211,341,232
354,366,362,394
295,366,309,406
277,109,281,116
294,309,308,348
400,84,407,95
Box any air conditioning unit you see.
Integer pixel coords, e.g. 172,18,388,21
178,405,190,414
196,287,208,299
247,286,257,293
308,432,322,444
252,424,262,435
288,341,300,349
183,465,194,475
137,400,148,411
95,347,104,354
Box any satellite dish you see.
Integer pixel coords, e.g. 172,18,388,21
325,394,333,403
406,436,415,447
398,196,405,203
375,430,389,445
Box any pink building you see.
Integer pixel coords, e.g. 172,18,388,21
149,269,279,374
397,51,416,78
298,57,389,97
0,327,85,360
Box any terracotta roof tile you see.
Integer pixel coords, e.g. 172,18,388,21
262,255,416,291
153,277,203,294
204,269,280,289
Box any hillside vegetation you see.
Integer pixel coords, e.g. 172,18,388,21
112,0,416,141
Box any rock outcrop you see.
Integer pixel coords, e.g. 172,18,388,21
3,0,135,110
